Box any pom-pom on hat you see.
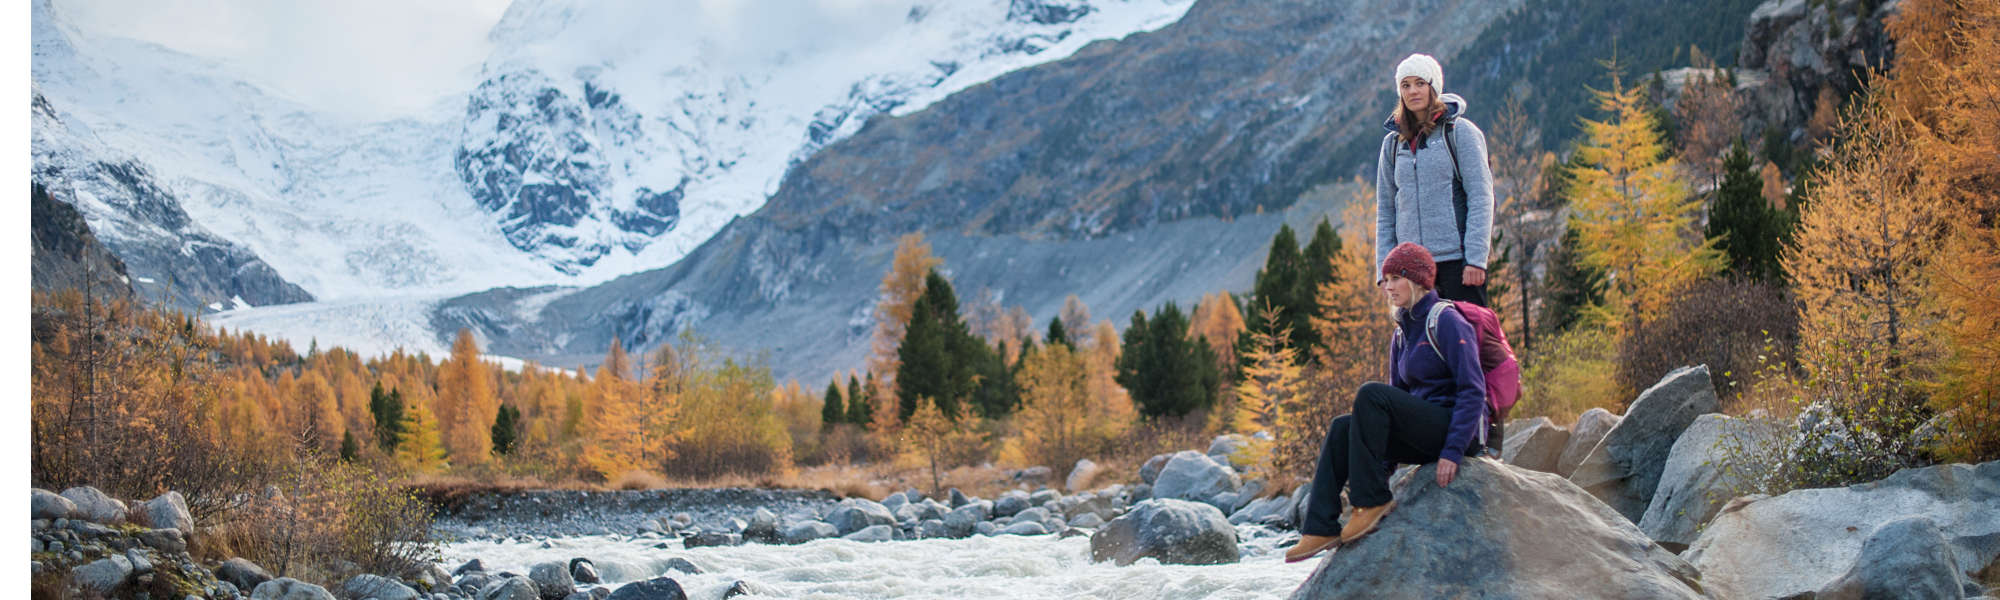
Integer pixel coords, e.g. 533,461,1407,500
1395,53,1443,97
1381,242,1437,289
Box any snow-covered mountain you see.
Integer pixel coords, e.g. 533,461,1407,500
32,0,1198,306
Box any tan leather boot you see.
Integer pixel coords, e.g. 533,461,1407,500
1339,500,1396,544
1282,534,1341,563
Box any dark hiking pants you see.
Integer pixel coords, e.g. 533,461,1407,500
1435,260,1490,307
1300,382,1457,537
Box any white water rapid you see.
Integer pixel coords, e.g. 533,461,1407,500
440,525,1317,599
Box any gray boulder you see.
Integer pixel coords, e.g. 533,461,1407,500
1152,451,1241,506
1140,453,1173,485
779,520,836,544
343,574,419,600
1290,460,1704,600
480,575,542,600
841,524,895,542
993,491,1030,518
827,498,896,535
1818,516,1967,600
882,492,909,511
1569,365,1721,523
681,532,742,548
32,488,76,520
1015,466,1054,485
917,518,950,538
660,557,701,575
530,562,575,599
1002,521,1050,536
944,500,993,538
605,577,685,600
974,521,998,536
1638,413,1785,551
1066,459,1102,492
1089,498,1239,566
1207,434,1254,469
218,557,274,593
1500,417,1570,474
1686,460,2000,599
569,558,601,584
61,486,128,523
743,509,779,543
1069,513,1106,528
252,578,339,600
948,488,970,507
1029,488,1061,506
1014,507,1051,525
1556,408,1622,477
140,491,194,535
73,555,134,593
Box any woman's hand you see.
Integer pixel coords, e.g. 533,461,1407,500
1462,266,1486,287
1436,458,1459,486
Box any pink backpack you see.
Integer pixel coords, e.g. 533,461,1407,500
1418,300,1522,450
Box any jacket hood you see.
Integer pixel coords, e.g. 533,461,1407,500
1382,93,1469,134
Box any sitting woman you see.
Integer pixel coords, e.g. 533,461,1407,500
1283,242,1489,563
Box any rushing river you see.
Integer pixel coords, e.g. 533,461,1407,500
440,524,1317,599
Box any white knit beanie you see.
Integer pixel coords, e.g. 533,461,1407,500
1395,53,1443,97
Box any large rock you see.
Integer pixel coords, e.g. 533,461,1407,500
1151,451,1241,507
251,578,338,600
73,555,134,593
479,575,540,600
841,524,895,542
1685,460,2000,599
1088,498,1239,566
32,488,77,520
1500,417,1570,474
1066,459,1102,493
530,562,575,599
1556,408,1622,477
1637,413,1785,551
605,577,686,600
743,508,779,543
1569,365,1721,523
1140,453,1174,485
826,498,895,535
343,574,420,600
1001,521,1050,536
61,486,128,523
218,557,274,593
1817,516,1968,600
944,500,993,538
1207,434,1254,469
993,491,1031,518
779,520,836,544
140,491,194,536
1290,459,1704,600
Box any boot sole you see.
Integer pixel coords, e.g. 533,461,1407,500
1283,538,1341,563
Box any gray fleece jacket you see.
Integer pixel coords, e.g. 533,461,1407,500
1375,93,1495,278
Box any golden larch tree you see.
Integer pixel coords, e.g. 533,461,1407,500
436,329,497,462
1567,68,1723,324
395,398,448,473
1013,342,1092,474
1189,291,1246,369
583,339,646,480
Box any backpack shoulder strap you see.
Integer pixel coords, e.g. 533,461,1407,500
1424,300,1452,361
1443,121,1467,248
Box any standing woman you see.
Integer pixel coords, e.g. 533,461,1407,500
1375,53,1495,307
1282,243,1488,563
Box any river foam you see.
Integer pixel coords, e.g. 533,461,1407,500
441,524,1316,599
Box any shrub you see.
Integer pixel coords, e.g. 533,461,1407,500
1616,277,1799,409
225,453,438,584
1519,326,1623,424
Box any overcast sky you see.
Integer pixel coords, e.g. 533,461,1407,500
59,0,514,120
54,0,928,122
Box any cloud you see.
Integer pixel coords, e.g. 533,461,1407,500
60,0,511,120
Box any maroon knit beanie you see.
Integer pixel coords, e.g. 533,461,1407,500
1381,242,1436,289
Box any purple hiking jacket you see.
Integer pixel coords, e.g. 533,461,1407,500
1389,290,1488,463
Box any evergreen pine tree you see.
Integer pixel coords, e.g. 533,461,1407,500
821,380,845,430
491,404,521,456
845,374,863,425
1295,218,1343,352
1116,303,1220,418
369,384,405,452
1541,225,1605,335
338,431,359,462
1046,316,1072,350
1708,140,1786,282
849,373,876,428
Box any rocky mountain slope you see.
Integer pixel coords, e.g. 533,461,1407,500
444,0,1524,381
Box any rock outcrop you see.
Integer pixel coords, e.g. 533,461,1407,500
1686,460,2000,599
1290,459,1705,600
1569,366,1721,523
